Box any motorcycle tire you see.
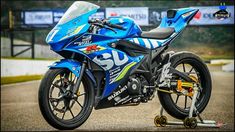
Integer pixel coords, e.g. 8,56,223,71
158,52,212,119
38,69,94,130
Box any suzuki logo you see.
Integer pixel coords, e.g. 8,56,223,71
93,50,128,70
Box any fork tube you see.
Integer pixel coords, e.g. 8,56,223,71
73,58,87,94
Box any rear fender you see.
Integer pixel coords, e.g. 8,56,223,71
49,59,97,87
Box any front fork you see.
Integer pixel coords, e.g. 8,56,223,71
72,58,87,94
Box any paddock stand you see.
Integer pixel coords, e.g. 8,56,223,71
154,84,225,129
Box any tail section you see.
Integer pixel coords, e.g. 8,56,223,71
159,8,199,32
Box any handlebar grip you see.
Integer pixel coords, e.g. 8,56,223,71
88,20,95,23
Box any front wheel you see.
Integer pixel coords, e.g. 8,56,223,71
158,52,212,119
38,69,94,130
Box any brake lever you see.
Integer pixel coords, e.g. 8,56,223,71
92,23,117,34
93,23,104,28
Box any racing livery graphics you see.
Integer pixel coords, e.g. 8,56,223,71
38,1,212,130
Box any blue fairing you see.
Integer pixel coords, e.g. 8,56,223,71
46,4,198,99
49,59,81,76
63,34,144,97
159,8,198,31
124,8,198,50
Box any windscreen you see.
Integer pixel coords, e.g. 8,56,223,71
58,1,99,24
46,1,99,44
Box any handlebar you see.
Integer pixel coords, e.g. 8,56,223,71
105,22,126,30
92,23,117,33
88,19,100,23
88,19,126,31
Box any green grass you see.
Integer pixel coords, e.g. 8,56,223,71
1,75,43,85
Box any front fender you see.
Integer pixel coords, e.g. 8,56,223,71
49,59,97,87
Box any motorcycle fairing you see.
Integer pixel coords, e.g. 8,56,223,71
159,8,199,31
123,8,198,50
61,33,144,98
124,32,177,49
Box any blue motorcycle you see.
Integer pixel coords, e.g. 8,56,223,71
39,1,212,130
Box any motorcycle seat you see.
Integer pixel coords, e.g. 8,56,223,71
141,27,175,39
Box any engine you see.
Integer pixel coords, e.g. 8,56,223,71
105,74,154,106
126,75,152,103
127,77,142,95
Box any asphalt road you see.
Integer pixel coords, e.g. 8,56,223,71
1,65,234,131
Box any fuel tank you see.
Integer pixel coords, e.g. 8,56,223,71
98,16,142,39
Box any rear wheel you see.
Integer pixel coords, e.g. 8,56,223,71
38,69,94,130
158,52,212,119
